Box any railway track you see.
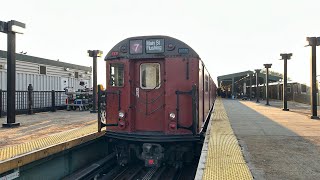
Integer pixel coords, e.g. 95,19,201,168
100,163,195,180
65,153,197,180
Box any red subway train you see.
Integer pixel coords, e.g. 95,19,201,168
98,35,216,167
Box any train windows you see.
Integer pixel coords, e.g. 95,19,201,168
75,72,79,78
140,63,160,89
205,75,209,92
110,63,124,87
39,66,46,75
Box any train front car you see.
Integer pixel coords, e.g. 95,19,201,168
101,36,216,167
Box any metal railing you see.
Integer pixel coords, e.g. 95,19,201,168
0,85,67,117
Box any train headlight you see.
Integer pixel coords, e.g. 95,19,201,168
119,111,125,119
169,112,176,120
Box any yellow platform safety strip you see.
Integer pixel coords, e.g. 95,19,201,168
0,122,104,174
202,98,253,180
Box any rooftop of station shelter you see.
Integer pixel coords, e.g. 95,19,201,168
217,70,282,87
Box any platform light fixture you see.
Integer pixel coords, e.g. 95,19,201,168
88,50,103,58
306,37,320,46
8,20,26,34
1,20,26,128
306,37,320,119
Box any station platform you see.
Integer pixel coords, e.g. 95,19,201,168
197,98,320,179
0,111,103,174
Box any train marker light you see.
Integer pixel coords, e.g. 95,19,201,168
111,51,119,56
169,122,177,130
167,43,175,51
148,159,154,165
178,48,189,54
119,120,126,129
169,112,176,119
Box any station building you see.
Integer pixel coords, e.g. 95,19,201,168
0,50,92,91
218,70,320,105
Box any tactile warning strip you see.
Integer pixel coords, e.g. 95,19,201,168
0,122,104,174
0,123,99,162
202,98,253,180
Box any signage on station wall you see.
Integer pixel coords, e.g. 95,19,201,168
146,39,164,53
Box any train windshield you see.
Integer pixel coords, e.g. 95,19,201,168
109,63,124,87
140,63,160,89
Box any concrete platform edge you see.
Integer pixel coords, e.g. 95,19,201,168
194,103,215,180
0,131,104,174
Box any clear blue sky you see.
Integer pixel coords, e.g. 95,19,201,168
1,0,320,86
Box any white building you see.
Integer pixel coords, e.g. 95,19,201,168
0,50,92,91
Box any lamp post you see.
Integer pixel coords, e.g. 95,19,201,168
264,64,272,105
1,20,25,128
280,53,292,111
306,37,320,119
255,69,261,103
247,73,253,100
88,50,103,113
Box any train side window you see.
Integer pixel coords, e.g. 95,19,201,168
205,75,209,92
140,63,160,89
110,63,124,87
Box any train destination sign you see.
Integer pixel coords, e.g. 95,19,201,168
146,39,164,53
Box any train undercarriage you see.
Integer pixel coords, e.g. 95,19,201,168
108,138,203,167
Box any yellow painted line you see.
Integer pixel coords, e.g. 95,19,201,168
202,98,253,180
0,123,104,174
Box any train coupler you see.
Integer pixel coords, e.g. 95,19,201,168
141,143,164,167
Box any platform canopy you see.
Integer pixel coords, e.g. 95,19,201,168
217,70,282,95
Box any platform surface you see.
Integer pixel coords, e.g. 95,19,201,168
224,99,320,179
0,111,100,173
199,98,253,180
0,110,96,148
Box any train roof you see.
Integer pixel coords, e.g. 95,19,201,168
105,35,199,60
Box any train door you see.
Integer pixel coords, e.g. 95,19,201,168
133,60,165,132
